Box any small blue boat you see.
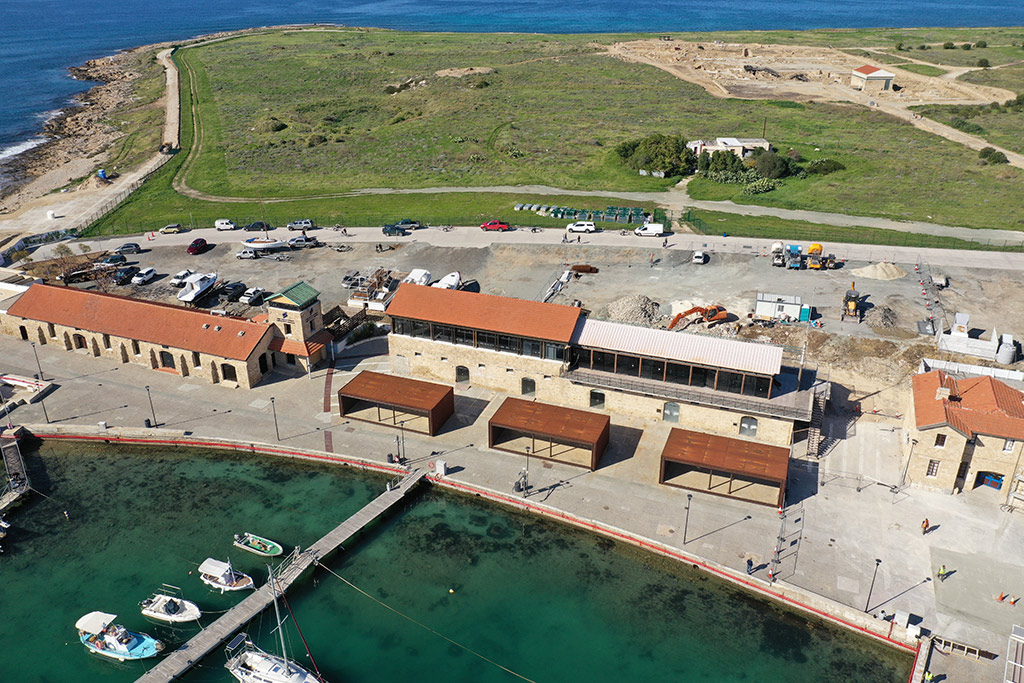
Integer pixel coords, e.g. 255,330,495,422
76,611,164,661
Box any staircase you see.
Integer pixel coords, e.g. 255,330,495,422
804,389,828,459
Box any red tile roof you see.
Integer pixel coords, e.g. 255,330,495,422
7,284,271,361
913,371,1024,440
269,330,333,357
386,285,582,343
854,65,882,75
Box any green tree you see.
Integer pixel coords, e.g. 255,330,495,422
943,42,955,49
977,58,991,68
708,150,745,174
697,150,710,173
961,43,972,50
975,40,987,48
615,133,696,176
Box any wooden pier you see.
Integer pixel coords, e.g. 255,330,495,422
136,468,427,683
0,430,31,512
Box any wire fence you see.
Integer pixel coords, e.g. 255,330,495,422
73,153,175,235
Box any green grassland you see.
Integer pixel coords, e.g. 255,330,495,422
91,27,1024,237
893,63,947,77
667,27,1024,48
877,44,1024,67
959,63,1024,93
911,105,1024,156
102,49,168,171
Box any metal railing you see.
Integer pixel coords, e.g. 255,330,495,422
565,368,813,420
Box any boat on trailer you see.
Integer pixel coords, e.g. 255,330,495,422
199,557,255,593
140,584,202,623
76,611,164,661
177,272,218,303
233,532,284,557
431,271,461,290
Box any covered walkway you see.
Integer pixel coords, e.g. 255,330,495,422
338,371,454,435
488,397,609,470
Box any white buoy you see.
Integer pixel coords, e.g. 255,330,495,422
449,588,454,594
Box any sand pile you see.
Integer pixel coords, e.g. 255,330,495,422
607,294,661,325
864,305,899,328
850,262,907,281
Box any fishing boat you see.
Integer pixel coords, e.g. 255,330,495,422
76,611,164,661
225,569,325,683
233,532,284,557
400,268,431,286
198,558,255,593
240,236,288,251
177,272,218,303
140,584,202,623
431,271,461,290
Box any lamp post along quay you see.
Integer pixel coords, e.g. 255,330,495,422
144,385,158,428
271,397,280,441
684,494,693,545
865,558,882,612
29,342,50,423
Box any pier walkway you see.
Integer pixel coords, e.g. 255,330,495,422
0,431,30,512
136,468,427,683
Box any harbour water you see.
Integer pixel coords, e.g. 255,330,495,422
3,0,1024,166
1,440,911,682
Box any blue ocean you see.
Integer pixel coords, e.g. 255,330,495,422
2,0,1024,161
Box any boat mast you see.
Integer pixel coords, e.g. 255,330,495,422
258,189,270,239
268,565,291,675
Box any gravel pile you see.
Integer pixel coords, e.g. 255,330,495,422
607,294,661,325
865,305,899,328
850,263,907,281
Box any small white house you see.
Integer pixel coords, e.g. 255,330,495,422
755,293,803,321
687,137,771,158
851,65,895,92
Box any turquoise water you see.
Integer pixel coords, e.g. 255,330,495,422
1,441,911,682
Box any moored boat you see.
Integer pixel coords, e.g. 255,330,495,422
76,611,164,661
400,268,431,286
233,532,284,557
177,272,218,303
199,557,255,593
431,271,461,290
140,585,202,623
240,236,288,251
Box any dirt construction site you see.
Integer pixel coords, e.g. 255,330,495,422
47,230,1024,416
607,39,1016,105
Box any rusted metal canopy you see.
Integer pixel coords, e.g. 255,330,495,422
338,371,452,414
489,397,609,447
661,428,789,483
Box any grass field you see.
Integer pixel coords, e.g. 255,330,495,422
669,27,1024,48
101,49,168,172
893,63,947,77
682,209,1024,251
959,63,1024,93
877,44,1024,68
911,105,1024,156
89,27,1024,237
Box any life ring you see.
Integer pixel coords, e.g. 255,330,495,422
428,461,435,471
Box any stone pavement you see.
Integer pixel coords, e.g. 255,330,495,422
2,335,1022,681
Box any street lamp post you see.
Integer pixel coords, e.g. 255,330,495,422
144,385,158,428
270,397,280,441
865,558,882,612
683,494,693,545
30,342,44,381
523,446,531,498
399,420,406,464
1,389,14,429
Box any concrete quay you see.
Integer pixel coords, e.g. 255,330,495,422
2,335,1021,681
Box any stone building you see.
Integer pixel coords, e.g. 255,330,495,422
686,137,771,159
904,370,1024,504
850,65,895,91
264,282,334,374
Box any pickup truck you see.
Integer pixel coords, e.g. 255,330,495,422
288,236,320,249
382,224,409,236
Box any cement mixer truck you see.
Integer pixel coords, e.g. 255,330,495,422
770,242,786,267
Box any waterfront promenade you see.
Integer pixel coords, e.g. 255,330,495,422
2,335,1021,681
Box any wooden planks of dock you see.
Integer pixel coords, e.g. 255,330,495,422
136,468,427,683
0,431,31,512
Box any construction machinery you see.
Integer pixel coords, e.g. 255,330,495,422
668,305,729,331
786,244,803,269
807,243,823,269
770,242,786,267
842,282,861,322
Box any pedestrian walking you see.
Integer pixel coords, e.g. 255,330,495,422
662,237,668,248
921,518,929,535
938,564,948,581
577,234,581,243
746,558,754,575
923,671,934,682
649,252,654,268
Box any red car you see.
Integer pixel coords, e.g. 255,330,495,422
480,220,510,231
186,238,208,255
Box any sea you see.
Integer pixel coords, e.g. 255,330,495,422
2,0,1024,170
1,440,911,682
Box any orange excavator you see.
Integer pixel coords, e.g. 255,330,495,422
668,305,729,331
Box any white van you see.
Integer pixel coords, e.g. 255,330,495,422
215,219,236,230
634,223,665,237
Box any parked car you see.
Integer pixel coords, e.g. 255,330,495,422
113,266,139,285
566,221,597,233
215,219,237,231
102,254,127,266
222,282,247,302
159,223,183,234
480,220,510,231
633,223,665,237
236,248,260,260
286,219,315,231
239,287,265,305
187,238,208,255
288,236,320,249
114,242,141,254
394,219,421,230
243,221,271,232
169,269,194,287
382,224,409,236
692,251,707,264
131,267,156,285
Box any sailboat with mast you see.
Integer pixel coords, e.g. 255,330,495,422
225,567,324,683
240,190,286,251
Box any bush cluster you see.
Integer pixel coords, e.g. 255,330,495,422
949,117,986,135
704,168,761,184
743,178,783,195
979,147,1009,164
615,134,697,177
805,158,846,175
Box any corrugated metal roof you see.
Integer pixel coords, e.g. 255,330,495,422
386,285,582,343
7,284,271,361
268,281,320,309
489,397,610,446
572,319,782,376
756,292,802,306
338,370,453,413
661,428,790,483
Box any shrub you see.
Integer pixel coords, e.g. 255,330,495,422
753,150,794,179
306,134,327,147
615,133,697,176
704,168,761,184
347,322,385,344
979,147,1009,164
256,118,287,133
977,58,991,68
950,117,986,135
697,150,710,173
785,148,803,162
806,158,846,175
961,43,972,50
943,42,955,49
918,44,930,50
707,149,745,174
743,178,782,194
975,40,987,48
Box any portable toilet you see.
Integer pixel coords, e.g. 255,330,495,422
799,305,811,322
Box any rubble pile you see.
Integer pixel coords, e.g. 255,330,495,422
607,294,661,325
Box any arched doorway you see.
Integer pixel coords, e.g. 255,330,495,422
18,326,28,341
90,338,101,357
521,377,536,397
63,332,72,350
119,344,129,363
663,402,679,423
159,351,175,369
739,416,758,438
210,362,221,384
36,327,46,344
72,334,87,350
179,355,189,377
220,363,238,383
455,365,470,383
259,354,268,373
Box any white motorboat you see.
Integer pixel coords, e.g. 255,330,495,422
240,236,288,251
177,272,218,303
401,268,431,286
76,611,164,661
225,569,324,683
140,585,202,623
199,558,255,593
431,271,461,290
